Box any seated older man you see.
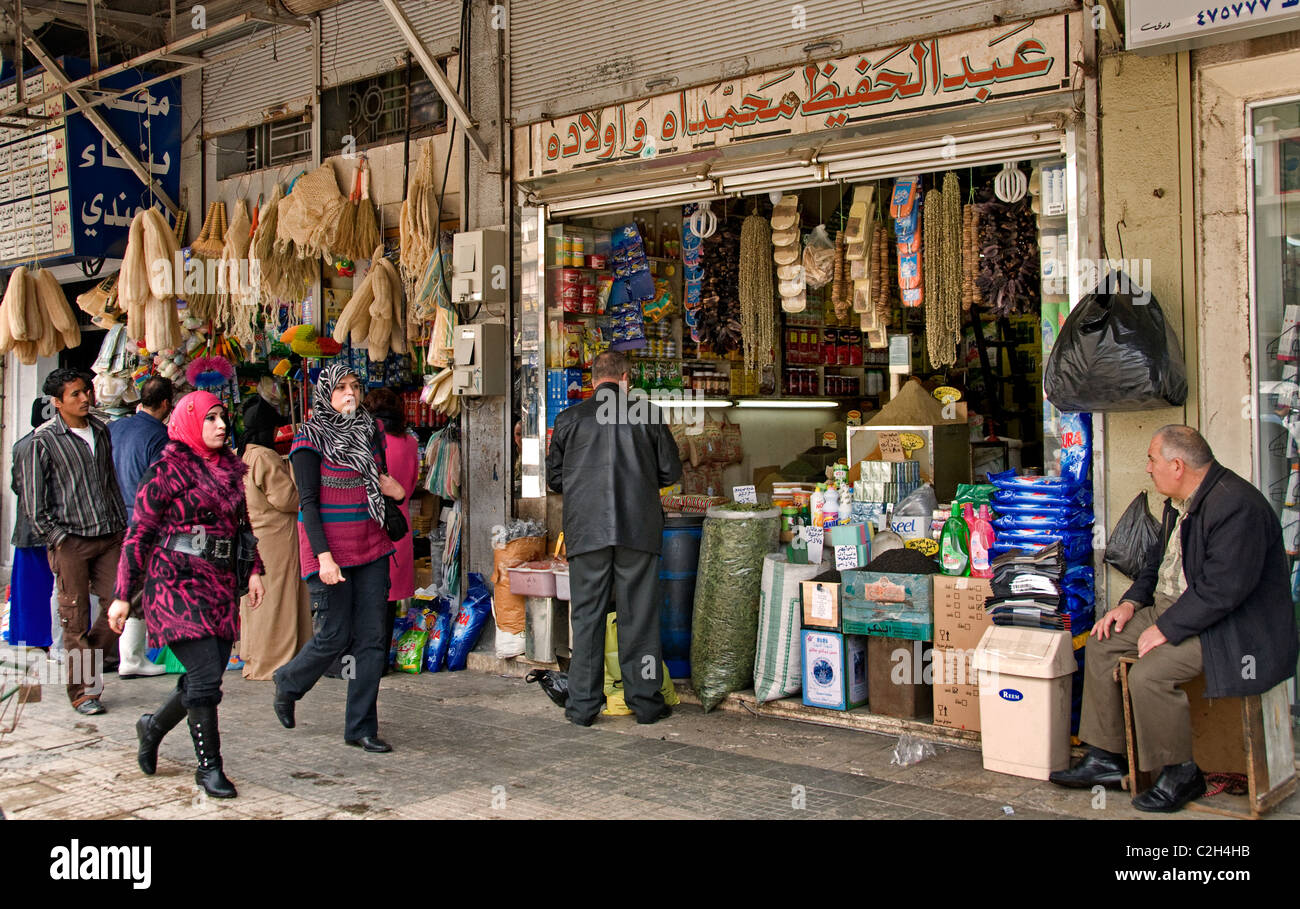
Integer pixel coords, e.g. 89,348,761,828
1050,426,1299,812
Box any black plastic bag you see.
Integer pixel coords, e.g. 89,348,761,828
1105,491,1161,579
525,669,569,708
1044,272,1187,412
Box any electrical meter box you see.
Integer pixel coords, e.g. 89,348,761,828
452,228,510,303
452,322,508,396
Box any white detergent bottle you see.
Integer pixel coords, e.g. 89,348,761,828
823,484,839,528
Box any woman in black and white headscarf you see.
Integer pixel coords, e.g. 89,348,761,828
270,363,408,753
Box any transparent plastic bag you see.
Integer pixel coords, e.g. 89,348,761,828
803,224,836,289
891,734,937,767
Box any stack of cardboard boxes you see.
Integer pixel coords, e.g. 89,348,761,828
931,576,992,731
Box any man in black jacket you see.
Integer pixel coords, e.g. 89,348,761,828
1051,426,1300,811
546,350,683,727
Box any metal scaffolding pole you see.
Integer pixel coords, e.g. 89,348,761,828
378,0,490,161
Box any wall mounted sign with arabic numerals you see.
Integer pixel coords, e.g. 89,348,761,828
1127,0,1300,54
0,57,180,268
516,14,1077,180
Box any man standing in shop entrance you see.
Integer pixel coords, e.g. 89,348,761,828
1050,426,1299,812
546,350,682,727
23,368,130,715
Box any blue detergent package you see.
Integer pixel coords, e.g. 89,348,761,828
1059,412,1092,486
993,509,1095,532
997,529,1095,563
446,572,493,672
424,597,454,673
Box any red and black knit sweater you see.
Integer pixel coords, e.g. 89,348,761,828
115,441,263,647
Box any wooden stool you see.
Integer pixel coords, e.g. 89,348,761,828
1117,656,1297,818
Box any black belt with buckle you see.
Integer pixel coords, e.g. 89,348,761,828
161,530,235,564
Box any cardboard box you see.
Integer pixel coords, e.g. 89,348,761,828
801,630,869,711
801,574,842,630
867,636,932,719
840,570,933,640
932,647,981,731
932,576,993,652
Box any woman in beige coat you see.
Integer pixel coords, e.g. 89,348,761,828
237,386,312,680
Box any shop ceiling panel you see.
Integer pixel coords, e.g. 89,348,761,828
202,26,315,136
320,0,462,88
510,0,1078,124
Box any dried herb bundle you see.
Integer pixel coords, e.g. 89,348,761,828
738,211,775,371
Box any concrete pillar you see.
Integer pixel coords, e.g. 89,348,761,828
460,0,512,587
1097,50,1194,605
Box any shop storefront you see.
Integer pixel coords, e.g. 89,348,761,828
510,12,1104,737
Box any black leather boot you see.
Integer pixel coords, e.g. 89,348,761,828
1048,746,1128,789
136,686,186,776
187,705,237,799
1132,761,1206,813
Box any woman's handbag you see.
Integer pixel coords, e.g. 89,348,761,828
376,430,410,542
382,495,409,542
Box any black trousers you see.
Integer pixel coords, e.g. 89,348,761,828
566,546,665,723
168,637,234,708
274,556,390,741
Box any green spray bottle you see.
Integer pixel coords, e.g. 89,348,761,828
939,504,970,576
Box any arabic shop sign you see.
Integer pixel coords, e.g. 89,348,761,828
521,15,1074,179
1127,0,1300,53
0,57,180,267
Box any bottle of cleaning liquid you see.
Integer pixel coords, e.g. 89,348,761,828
939,504,970,576
823,483,840,528
967,504,994,579
810,483,826,528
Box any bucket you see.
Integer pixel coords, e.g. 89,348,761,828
658,514,705,680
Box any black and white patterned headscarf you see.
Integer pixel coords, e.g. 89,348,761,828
299,363,384,525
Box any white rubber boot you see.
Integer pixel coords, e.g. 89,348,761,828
118,617,166,678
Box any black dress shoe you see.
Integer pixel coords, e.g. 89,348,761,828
272,689,296,729
566,712,596,727
74,698,106,716
1048,747,1128,789
1132,761,1206,813
345,736,392,753
636,704,672,725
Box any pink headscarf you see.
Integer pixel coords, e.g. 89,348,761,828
169,390,226,462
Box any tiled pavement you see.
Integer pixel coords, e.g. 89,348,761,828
2,654,1298,820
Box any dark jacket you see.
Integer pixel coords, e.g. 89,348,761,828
114,442,263,647
545,383,683,558
1123,461,1300,698
10,429,42,548
109,410,170,524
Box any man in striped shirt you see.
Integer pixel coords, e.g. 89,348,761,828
23,368,129,715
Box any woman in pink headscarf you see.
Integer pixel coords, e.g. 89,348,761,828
107,391,264,800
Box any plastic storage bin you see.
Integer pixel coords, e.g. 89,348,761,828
507,563,558,597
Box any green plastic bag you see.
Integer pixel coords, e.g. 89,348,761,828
395,630,428,674
954,484,997,506
602,613,678,713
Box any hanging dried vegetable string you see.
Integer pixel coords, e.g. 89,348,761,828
975,180,1040,318
940,171,963,364
738,209,775,371
923,187,944,368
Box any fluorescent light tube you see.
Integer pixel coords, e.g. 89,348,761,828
734,399,840,408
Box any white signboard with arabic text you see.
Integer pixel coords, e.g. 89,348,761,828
519,15,1076,180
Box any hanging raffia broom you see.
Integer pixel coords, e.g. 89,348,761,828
188,202,227,321
352,157,380,260
334,162,361,260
